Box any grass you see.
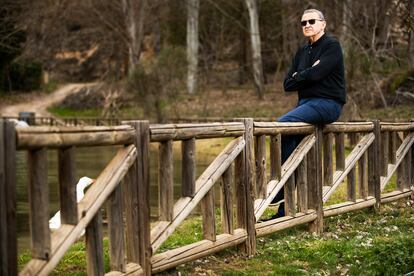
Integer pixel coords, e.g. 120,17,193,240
18,200,414,275
16,185,414,275
179,202,414,275
361,105,414,120
42,80,60,94
47,106,102,117
19,239,111,276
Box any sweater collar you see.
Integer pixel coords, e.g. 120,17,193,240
308,33,327,47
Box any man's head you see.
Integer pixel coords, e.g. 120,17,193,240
301,9,326,41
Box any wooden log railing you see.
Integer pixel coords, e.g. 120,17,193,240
1,116,122,127
0,119,413,275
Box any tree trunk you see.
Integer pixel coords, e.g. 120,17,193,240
122,0,146,73
186,0,199,94
244,0,264,100
340,0,352,44
410,0,414,69
238,1,248,85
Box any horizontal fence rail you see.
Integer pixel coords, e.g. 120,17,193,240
0,119,413,275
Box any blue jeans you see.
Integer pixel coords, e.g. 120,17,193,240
273,98,342,215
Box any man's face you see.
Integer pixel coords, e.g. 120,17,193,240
301,12,326,37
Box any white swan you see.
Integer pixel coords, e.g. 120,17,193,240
9,118,29,127
49,176,95,230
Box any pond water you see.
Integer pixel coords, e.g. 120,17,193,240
16,142,216,253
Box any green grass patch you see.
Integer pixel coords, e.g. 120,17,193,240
362,105,414,120
47,107,102,118
17,201,414,274
19,239,111,275
42,80,60,94
179,202,414,275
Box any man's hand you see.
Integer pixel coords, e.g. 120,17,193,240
312,59,320,67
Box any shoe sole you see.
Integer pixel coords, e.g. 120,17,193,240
268,199,284,207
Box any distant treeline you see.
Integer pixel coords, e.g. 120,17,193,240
1,0,413,107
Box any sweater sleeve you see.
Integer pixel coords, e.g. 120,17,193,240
295,41,343,82
283,52,308,91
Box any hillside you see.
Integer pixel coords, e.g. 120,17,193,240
1,82,413,122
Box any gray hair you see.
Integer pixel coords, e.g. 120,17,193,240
303,9,325,21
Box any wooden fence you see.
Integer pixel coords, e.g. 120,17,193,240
0,119,413,275
2,116,121,126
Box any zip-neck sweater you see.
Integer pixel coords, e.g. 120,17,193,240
283,34,346,104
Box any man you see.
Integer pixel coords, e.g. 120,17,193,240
270,9,346,218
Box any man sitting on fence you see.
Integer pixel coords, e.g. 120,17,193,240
269,8,346,219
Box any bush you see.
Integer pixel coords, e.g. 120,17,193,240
3,59,42,92
127,46,187,122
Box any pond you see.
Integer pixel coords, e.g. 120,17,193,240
15,140,223,254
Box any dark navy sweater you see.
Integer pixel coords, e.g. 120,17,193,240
283,34,346,104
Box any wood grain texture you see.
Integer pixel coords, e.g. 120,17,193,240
86,211,104,276
107,185,126,272
182,138,196,197
255,135,266,198
270,134,281,181
28,147,51,260
159,140,173,221
58,146,77,225
220,167,233,234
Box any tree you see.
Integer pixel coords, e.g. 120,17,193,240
0,0,25,91
244,0,264,99
410,0,414,69
186,0,199,94
122,0,147,73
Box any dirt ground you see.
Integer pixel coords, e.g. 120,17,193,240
0,83,97,117
1,83,299,121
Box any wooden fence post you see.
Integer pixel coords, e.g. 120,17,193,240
406,136,412,190
28,147,51,260
381,132,389,177
389,131,397,164
255,135,266,198
201,189,216,241
182,138,196,197
323,133,333,186
107,185,126,272
398,132,411,190
368,120,381,209
297,159,308,213
159,140,174,221
86,211,104,276
347,166,356,202
335,132,345,171
235,118,256,256
58,146,78,225
0,120,17,275
126,121,152,275
220,166,234,234
124,161,139,262
284,175,296,216
308,125,323,234
358,152,368,199
270,134,281,181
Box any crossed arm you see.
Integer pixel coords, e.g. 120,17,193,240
283,41,342,91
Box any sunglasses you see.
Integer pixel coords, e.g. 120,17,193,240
301,19,323,27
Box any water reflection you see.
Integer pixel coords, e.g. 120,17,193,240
16,141,216,253
16,146,119,253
